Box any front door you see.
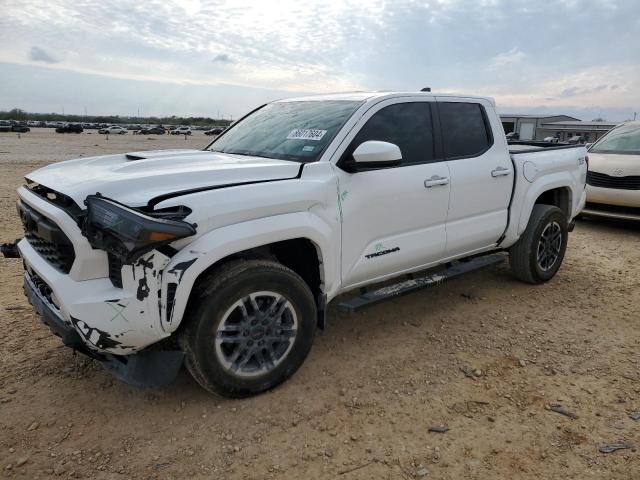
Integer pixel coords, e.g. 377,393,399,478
336,99,451,289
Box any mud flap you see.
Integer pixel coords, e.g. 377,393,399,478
317,293,327,330
101,350,184,388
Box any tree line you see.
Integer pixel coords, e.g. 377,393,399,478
0,108,232,126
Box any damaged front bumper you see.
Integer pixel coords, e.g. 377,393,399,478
23,269,183,388
13,187,197,388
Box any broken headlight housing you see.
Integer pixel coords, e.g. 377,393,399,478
82,195,196,264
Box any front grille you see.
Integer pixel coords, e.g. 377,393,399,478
26,182,84,220
19,202,75,273
587,171,640,190
27,268,58,309
108,253,123,288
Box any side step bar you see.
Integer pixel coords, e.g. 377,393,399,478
337,253,506,313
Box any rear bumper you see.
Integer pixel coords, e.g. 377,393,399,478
24,272,183,388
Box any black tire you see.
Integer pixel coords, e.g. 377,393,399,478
509,205,568,284
179,259,316,397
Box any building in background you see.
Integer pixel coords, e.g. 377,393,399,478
499,114,579,140
536,120,618,143
499,114,618,142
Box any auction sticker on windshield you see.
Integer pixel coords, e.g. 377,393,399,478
287,129,327,141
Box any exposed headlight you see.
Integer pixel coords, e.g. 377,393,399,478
82,195,196,263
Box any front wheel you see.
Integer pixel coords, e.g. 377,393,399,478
180,259,317,397
509,205,568,284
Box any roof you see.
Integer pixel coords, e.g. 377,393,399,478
277,91,495,104
500,114,557,118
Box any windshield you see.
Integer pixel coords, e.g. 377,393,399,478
590,123,640,155
206,100,362,162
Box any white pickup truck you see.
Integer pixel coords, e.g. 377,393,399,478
7,92,588,397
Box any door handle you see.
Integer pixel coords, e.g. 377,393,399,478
491,166,512,177
424,175,450,188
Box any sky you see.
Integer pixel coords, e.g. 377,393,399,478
0,0,638,121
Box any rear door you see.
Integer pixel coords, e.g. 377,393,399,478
436,99,513,256
336,98,451,289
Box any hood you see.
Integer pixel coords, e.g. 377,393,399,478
26,149,302,207
587,152,640,176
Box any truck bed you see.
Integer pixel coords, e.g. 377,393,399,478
508,142,585,154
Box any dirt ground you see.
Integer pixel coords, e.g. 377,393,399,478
1,129,639,479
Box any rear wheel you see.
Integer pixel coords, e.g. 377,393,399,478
180,259,316,397
509,205,568,284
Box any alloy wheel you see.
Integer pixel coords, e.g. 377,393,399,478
214,291,298,378
537,221,562,271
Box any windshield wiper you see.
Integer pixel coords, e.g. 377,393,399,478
209,149,303,162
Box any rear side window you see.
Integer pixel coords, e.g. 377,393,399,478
348,102,436,165
439,102,492,159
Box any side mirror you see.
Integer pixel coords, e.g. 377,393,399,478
350,141,402,170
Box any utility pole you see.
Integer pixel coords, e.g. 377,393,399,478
634,112,637,121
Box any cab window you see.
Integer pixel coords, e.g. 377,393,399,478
345,102,437,166
439,102,493,159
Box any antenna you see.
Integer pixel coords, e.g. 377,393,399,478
420,87,431,92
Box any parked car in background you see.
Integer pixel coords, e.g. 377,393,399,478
171,126,192,135
55,124,83,134
6,91,588,397
0,121,12,132
11,124,30,133
205,127,225,136
543,136,559,144
140,126,166,135
568,135,586,144
583,121,640,221
99,126,127,135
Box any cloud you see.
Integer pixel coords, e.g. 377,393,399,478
28,46,59,64
0,0,637,119
560,84,618,98
212,53,234,64
486,48,525,70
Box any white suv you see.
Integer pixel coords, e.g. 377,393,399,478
171,126,192,135
98,126,127,135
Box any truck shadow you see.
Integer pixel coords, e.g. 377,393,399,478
53,262,515,403
66,249,599,402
